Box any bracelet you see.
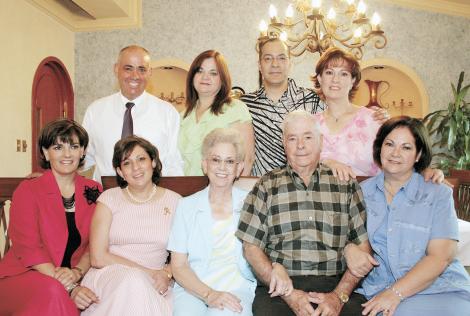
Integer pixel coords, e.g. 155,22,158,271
388,286,405,301
202,288,213,303
66,282,79,294
72,266,84,281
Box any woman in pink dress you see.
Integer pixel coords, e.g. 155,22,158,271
312,47,382,179
81,136,181,316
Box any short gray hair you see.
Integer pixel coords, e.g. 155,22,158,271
201,128,245,162
281,110,320,137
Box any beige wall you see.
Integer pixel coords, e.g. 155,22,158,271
0,0,74,176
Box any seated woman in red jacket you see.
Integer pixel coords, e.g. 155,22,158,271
0,119,102,315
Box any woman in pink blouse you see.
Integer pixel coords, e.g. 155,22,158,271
312,47,382,179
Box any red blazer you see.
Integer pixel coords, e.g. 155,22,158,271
0,170,102,278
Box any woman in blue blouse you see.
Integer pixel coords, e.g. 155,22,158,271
345,116,470,316
168,128,256,316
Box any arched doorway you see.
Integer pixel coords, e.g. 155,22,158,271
31,57,74,172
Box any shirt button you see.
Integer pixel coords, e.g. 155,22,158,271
309,216,313,220
388,228,393,232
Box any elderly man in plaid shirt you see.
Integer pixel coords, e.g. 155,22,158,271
236,110,375,316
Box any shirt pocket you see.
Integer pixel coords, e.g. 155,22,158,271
323,211,349,249
396,220,431,270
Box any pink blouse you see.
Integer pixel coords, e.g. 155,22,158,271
315,107,381,176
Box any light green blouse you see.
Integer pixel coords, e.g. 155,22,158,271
178,99,252,176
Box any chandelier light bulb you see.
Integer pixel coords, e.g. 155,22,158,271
280,31,288,42
269,4,278,18
346,0,355,5
286,4,294,18
311,0,321,9
353,27,362,38
357,1,366,14
259,20,268,32
371,12,381,26
327,8,336,20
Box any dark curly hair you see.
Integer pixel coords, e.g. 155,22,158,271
112,136,162,188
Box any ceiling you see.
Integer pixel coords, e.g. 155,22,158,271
26,0,469,32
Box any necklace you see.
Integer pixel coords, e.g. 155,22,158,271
125,184,157,204
62,194,75,209
383,182,396,198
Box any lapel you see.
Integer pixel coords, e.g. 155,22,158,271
74,175,87,238
38,170,68,266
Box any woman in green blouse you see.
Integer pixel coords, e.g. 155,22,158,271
178,50,255,176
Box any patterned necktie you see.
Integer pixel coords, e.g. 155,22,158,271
121,102,135,139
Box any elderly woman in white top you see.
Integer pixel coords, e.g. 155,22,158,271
168,128,256,316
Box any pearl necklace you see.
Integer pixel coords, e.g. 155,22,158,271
125,184,157,204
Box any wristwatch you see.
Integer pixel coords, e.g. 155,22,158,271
335,291,349,304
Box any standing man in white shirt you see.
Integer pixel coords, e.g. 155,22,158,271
82,45,184,181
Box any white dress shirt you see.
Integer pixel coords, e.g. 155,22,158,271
82,91,184,182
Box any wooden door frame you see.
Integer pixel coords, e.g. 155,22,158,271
31,57,74,172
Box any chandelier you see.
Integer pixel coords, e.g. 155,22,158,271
258,0,387,59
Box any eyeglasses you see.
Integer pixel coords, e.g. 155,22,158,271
209,157,238,167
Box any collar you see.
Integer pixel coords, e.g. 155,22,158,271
194,186,246,214
375,171,420,201
286,163,320,189
119,91,145,108
253,78,298,102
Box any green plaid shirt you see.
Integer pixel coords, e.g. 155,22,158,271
236,164,368,276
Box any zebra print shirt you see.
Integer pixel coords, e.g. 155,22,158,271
241,78,324,176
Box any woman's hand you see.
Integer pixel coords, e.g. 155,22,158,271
344,244,379,278
149,269,172,296
54,267,79,288
361,288,401,316
70,286,99,310
206,290,243,313
269,262,294,297
322,159,356,181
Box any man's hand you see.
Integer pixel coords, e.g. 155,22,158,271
344,244,379,278
370,106,390,124
308,291,342,316
283,289,316,316
269,262,294,297
321,159,356,181
71,286,99,310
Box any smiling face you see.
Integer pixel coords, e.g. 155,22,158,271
316,60,355,102
380,127,421,179
193,57,222,99
42,135,84,177
116,145,156,190
114,47,152,101
202,142,243,188
258,40,291,87
283,115,322,173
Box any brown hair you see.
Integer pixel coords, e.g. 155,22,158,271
312,47,361,101
38,118,88,169
184,50,232,118
373,116,432,173
112,136,162,188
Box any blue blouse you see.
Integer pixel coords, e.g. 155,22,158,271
357,172,470,299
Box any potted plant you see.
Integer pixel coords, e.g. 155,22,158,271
423,71,470,173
